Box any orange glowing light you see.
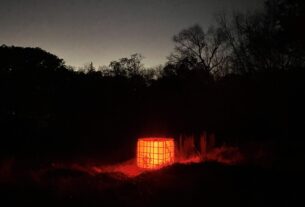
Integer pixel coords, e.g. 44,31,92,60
137,138,175,169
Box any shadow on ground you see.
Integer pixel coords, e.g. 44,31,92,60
0,161,303,207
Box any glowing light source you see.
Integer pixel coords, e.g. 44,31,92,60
137,138,175,169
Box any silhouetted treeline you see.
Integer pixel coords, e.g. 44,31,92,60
0,0,304,162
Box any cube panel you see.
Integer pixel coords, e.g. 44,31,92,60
137,138,175,169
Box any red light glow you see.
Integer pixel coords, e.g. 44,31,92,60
137,138,175,169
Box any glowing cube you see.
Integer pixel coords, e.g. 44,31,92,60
137,138,175,169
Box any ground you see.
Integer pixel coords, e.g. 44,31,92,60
0,161,303,207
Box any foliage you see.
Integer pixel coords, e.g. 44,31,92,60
0,0,304,160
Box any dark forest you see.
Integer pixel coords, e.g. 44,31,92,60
1,0,305,206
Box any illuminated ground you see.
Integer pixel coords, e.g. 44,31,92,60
0,161,303,207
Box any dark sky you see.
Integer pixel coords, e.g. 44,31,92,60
0,0,264,68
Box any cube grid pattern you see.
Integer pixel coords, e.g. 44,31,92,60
137,138,175,169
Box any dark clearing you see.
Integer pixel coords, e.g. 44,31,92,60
0,0,305,206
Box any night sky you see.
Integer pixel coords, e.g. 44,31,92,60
1,0,264,68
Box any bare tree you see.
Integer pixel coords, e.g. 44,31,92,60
216,12,252,73
109,53,144,77
216,1,305,74
168,24,228,74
